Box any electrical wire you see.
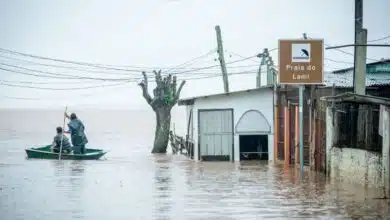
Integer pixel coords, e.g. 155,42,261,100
367,34,390,43
0,64,135,81
324,58,354,64
0,61,260,83
163,49,217,73
0,79,107,85
0,54,144,75
172,55,261,75
226,51,260,63
0,80,132,90
306,36,387,62
0,47,229,72
0,48,161,71
0,49,263,81
0,50,232,72
0,69,260,91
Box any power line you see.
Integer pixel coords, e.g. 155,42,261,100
0,64,134,81
0,79,107,85
0,61,259,83
0,54,144,75
0,52,258,78
0,47,229,73
1,95,41,100
0,70,266,101
0,81,132,90
306,36,387,62
0,50,265,81
325,58,354,64
0,47,174,71
367,34,390,43
164,55,261,75
0,69,260,91
163,49,217,73
226,51,260,63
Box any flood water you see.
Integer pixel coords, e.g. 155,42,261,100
0,109,389,219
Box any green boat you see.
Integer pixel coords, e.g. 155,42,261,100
25,145,107,160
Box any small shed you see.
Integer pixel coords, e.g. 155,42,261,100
178,86,274,162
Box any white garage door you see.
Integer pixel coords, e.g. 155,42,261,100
198,109,233,161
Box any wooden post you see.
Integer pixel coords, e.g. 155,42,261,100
215,25,229,93
284,104,291,165
312,109,317,170
309,86,314,169
295,105,299,164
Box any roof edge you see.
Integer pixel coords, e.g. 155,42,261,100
178,86,273,106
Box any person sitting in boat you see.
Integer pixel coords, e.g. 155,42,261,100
51,127,73,154
64,112,88,154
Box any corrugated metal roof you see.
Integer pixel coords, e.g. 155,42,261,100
324,70,390,87
332,59,390,74
324,59,390,87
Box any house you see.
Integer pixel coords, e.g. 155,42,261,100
321,93,390,196
273,59,390,172
178,86,274,162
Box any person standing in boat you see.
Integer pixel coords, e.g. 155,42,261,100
51,127,72,154
65,112,88,154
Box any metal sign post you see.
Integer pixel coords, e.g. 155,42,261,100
278,38,324,177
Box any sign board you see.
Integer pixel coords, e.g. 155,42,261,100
278,39,324,84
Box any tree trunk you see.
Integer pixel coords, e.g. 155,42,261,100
138,70,186,154
152,108,171,153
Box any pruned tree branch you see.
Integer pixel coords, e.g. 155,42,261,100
154,70,162,87
172,80,186,104
172,76,177,96
138,71,153,105
139,70,185,109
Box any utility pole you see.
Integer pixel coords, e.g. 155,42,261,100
256,48,269,87
299,33,307,177
267,57,274,85
353,0,367,95
215,25,229,93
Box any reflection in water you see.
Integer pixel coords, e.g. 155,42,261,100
1,109,390,219
51,160,86,219
153,155,173,219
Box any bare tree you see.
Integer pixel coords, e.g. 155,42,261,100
138,70,186,153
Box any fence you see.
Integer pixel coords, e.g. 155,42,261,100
333,103,382,153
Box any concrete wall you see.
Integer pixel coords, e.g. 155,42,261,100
326,106,390,195
189,88,274,162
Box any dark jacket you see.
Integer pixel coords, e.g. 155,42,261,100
68,119,88,146
53,134,72,150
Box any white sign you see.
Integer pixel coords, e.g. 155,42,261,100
291,43,311,63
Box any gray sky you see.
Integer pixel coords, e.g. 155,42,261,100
0,0,389,109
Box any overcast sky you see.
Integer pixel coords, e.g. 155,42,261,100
0,0,389,109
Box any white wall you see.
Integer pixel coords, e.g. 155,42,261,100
189,88,274,162
382,105,390,196
326,106,390,195
328,147,383,187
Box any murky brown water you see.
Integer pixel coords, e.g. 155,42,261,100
1,109,389,219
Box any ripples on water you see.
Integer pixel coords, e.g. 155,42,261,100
0,109,389,219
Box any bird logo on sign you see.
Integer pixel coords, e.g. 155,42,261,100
301,49,309,57
291,43,311,63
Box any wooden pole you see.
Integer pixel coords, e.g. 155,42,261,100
284,104,290,165
58,106,68,160
353,0,366,95
215,25,229,93
295,105,299,164
273,69,279,162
